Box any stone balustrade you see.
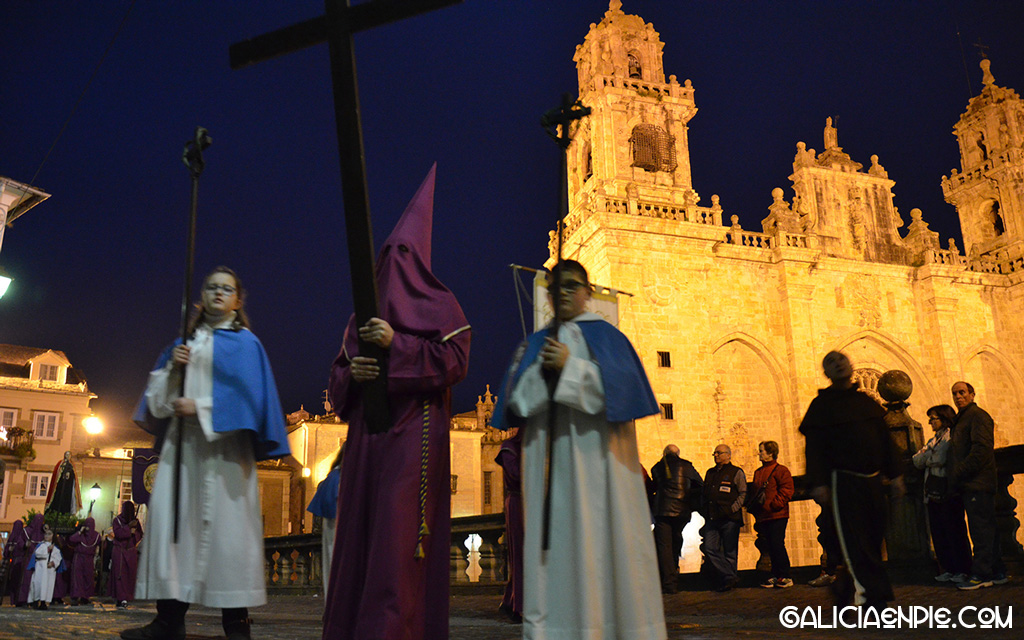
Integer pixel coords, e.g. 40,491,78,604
924,249,966,267
265,533,321,595
264,513,508,595
726,229,772,249
265,446,1024,594
594,75,685,100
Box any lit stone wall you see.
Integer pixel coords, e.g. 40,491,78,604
554,2,1024,570
555,210,1024,566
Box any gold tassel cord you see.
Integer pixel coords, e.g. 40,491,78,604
415,399,431,560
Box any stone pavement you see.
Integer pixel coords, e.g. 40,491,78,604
1,567,1019,639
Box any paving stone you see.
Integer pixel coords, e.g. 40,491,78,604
1,571,1019,639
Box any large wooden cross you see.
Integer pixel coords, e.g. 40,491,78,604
230,0,462,433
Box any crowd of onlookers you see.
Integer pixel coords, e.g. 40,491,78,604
645,360,1009,606
1,500,143,610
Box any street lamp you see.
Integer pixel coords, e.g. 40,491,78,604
88,483,101,515
82,414,104,456
0,265,11,300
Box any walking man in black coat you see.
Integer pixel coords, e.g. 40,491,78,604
651,445,703,593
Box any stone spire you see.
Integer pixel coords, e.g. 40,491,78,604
941,57,1024,258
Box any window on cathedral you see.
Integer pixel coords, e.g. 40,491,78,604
628,52,642,79
660,403,674,420
657,351,671,367
988,200,1005,236
585,144,593,181
630,124,677,173
483,471,492,506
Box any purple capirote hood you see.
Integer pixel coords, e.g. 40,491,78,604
344,163,468,354
25,513,45,542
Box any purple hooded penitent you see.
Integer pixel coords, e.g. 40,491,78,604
3,520,25,605
323,164,471,640
68,517,101,599
496,429,524,618
109,502,141,602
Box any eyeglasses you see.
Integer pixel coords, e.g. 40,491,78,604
205,284,237,295
549,280,589,294
712,451,728,456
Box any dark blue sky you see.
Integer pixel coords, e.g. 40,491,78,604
2,1,1022,446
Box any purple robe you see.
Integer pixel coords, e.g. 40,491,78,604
51,537,70,601
496,429,524,617
322,165,471,640
17,514,45,605
3,520,25,605
68,518,100,599
108,502,142,602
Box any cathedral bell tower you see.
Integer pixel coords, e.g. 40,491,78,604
941,58,1024,259
566,0,698,224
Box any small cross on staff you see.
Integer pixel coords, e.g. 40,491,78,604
539,93,590,551
230,0,463,433
973,38,990,60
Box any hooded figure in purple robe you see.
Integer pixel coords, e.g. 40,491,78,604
16,514,45,605
109,501,142,604
68,517,101,602
3,519,25,605
496,428,524,623
322,164,471,640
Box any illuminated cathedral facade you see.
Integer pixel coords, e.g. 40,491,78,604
554,1,1024,568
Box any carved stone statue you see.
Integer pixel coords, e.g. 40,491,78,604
824,117,838,150
877,370,931,562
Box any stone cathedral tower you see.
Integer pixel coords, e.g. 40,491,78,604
942,58,1024,261
550,1,1024,570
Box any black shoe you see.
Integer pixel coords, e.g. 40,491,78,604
498,602,523,624
223,616,252,640
118,600,130,609
120,618,187,640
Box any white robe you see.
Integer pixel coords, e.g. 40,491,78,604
135,320,266,608
28,543,62,603
508,314,667,640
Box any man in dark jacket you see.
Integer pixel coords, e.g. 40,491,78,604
800,351,903,610
700,444,745,591
651,445,703,593
950,381,1006,590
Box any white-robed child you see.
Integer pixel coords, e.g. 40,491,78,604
28,527,64,610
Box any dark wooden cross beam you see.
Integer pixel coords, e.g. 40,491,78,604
230,0,462,434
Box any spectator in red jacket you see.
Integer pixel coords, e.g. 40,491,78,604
750,441,795,588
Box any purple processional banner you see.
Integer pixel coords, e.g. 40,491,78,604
131,448,160,505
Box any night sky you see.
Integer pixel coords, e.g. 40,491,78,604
2,1,1023,447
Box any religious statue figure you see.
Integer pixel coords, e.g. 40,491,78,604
45,451,81,515
794,141,815,167
823,117,838,150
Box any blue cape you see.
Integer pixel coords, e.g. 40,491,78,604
306,466,342,519
132,328,290,461
25,542,66,573
491,316,659,430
